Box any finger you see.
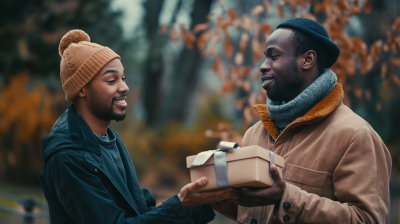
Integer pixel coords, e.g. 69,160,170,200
271,165,283,183
187,177,208,192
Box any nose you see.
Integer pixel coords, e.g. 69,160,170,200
119,79,129,93
259,59,271,73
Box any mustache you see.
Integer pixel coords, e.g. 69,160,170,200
111,94,128,102
261,72,275,78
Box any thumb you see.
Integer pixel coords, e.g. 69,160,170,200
271,165,282,182
188,177,208,192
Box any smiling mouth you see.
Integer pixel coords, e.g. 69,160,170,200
261,74,274,89
115,99,126,104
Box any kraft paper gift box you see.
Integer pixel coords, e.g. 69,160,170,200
186,142,284,192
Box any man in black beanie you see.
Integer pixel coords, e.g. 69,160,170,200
212,18,391,224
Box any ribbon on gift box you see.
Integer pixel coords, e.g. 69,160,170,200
190,141,239,188
190,141,276,188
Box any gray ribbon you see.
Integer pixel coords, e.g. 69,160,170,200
190,141,239,188
269,151,275,185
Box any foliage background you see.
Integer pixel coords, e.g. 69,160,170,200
0,0,400,223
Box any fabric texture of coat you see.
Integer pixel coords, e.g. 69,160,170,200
211,83,392,224
40,104,215,224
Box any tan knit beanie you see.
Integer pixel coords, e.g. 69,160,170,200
59,29,120,101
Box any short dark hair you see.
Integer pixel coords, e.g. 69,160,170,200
290,29,328,75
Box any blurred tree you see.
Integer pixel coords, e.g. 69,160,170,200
0,0,135,84
161,0,214,123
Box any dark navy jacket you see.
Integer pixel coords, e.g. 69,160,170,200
40,105,215,224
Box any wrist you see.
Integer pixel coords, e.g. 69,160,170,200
178,193,188,209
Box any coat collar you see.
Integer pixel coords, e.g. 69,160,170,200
253,83,344,140
67,104,102,155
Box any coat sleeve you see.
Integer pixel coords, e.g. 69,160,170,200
274,129,391,224
51,151,214,224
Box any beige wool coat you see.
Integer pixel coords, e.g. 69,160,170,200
211,83,392,224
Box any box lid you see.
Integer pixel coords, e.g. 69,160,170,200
186,145,284,168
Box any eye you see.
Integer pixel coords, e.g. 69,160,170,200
271,55,278,60
122,77,127,82
107,80,116,84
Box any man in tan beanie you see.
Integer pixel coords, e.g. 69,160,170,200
40,29,237,224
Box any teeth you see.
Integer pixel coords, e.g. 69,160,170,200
115,99,126,104
263,81,267,84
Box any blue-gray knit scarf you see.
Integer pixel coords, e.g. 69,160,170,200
267,69,337,134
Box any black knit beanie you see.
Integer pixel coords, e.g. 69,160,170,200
276,18,340,68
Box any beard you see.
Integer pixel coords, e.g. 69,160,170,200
267,57,301,102
88,86,127,122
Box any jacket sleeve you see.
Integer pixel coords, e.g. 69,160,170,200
141,188,215,224
51,151,214,224
275,129,391,224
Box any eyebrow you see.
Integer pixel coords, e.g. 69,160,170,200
103,70,119,76
264,47,277,55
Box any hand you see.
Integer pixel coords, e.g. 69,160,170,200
233,164,286,207
178,177,239,209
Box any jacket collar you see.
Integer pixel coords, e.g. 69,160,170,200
253,83,344,140
67,104,102,155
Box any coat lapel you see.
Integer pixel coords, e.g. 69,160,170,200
85,150,141,215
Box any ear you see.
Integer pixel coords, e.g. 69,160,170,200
77,86,87,98
302,50,317,70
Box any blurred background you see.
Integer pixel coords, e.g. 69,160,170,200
0,0,400,223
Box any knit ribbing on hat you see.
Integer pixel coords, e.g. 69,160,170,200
62,47,120,102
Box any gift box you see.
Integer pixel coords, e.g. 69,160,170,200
186,142,284,192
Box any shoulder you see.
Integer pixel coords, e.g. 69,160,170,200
243,121,264,146
326,103,379,137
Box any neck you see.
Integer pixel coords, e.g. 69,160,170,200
73,103,110,136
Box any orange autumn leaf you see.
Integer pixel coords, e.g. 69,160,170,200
302,13,317,21
276,4,284,18
383,44,390,52
252,5,264,16
211,62,218,72
264,0,271,13
353,85,363,99
365,89,371,101
243,80,251,92
192,22,209,34
224,33,233,58
197,30,213,51
391,58,400,67
392,72,400,87
240,15,253,33
159,24,167,34
239,32,249,52
169,24,180,41
381,63,387,78
227,9,237,21
392,17,400,33
383,79,390,90
235,98,245,110
218,63,225,80
217,78,235,94
376,101,381,112
180,25,195,49
263,23,272,34
364,0,371,14
234,51,244,65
